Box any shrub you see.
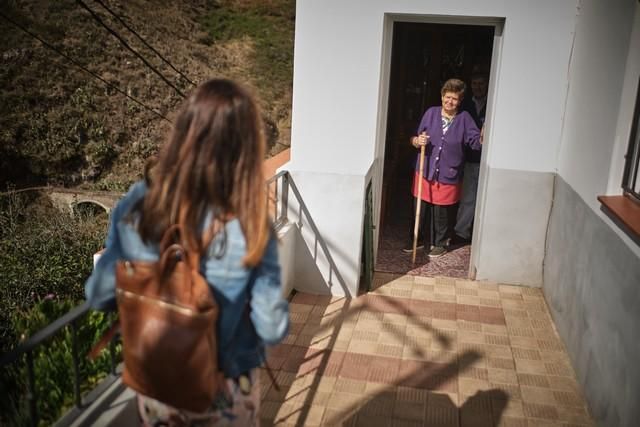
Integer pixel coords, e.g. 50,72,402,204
0,191,108,350
0,298,121,427
0,190,118,425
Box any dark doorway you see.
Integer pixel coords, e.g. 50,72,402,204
376,22,494,278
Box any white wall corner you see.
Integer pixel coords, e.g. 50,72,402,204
285,170,366,297
475,168,554,287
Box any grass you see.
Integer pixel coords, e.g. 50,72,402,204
200,0,295,97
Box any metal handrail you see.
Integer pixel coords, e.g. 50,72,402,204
266,170,289,230
2,169,343,426
284,172,348,293
1,302,90,366
1,302,120,427
267,170,347,292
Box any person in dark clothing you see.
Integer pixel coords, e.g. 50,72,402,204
462,72,488,128
454,72,489,244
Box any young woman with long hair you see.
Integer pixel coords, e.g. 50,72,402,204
85,79,289,426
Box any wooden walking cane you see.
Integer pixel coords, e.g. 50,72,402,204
412,140,426,264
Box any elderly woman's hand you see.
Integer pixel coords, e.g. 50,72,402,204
411,132,429,148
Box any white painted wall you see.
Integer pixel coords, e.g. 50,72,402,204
277,223,297,298
557,0,639,256
285,171,365,297
290,0,587,290
475,169,555,286
557,0,636,209
292,0,578,174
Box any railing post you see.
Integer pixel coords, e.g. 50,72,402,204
109,335,117,376
265,181,270,215
71,321,82,408
26,351,38,427
281,173,289,223
274,178,279,221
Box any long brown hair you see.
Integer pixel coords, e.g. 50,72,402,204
136,79,269,267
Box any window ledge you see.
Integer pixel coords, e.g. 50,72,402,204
597,194,640,240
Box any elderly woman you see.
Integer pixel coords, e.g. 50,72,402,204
406,78,483,258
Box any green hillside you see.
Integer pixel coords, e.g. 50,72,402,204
0,0,294,191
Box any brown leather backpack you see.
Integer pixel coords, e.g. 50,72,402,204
115,225,221,412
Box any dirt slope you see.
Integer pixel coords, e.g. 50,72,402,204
0,0,294,191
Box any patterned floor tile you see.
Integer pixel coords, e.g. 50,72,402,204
393,400,426,421
269,277,594,426
488,368,519,385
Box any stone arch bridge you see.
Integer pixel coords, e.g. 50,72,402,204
3,186,124,216
48,188,124,215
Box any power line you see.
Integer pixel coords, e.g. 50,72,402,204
0,10,172,123
91,0,196,87
75,0,187,98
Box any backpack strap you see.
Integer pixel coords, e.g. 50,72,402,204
158,224,207,273
89,222,281,394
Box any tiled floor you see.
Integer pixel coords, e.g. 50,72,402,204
259,273,594,426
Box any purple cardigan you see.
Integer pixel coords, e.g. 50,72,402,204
414,106,481,184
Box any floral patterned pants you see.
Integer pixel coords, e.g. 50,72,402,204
137,370,260,427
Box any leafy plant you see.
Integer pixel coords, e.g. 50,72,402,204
0,189,118,426
1,298,121,427
0,191,108,352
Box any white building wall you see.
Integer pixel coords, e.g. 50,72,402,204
292,0,578,174
290,0,581,293
555,0,640,258
557,0,636,213
543,3,640,425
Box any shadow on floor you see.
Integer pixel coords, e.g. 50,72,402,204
338,388,509,426
263,285,510,426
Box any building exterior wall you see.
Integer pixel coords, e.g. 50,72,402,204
290,0,640,419
474,168,554,286
290,0,579,292
556,0,636,216
545,178,640,427
544,2,640,426
291,0,578,175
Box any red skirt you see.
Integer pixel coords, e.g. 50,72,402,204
412,172,461,206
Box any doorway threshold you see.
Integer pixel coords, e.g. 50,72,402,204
375,221,471,278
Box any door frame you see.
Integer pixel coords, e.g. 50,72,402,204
372,13,505,278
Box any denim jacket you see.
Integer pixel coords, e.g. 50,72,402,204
84,181,290,378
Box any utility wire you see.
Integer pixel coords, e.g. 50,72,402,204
91,0,196,87
75,0,187,98
0,10,172,123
